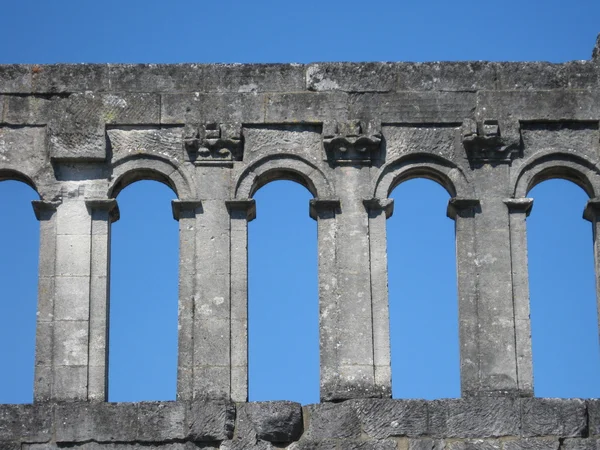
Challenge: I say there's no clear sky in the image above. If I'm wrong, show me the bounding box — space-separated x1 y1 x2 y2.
0 0 599 404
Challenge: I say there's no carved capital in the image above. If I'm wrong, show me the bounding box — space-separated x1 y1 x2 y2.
503 198 533 217
583 198 600 222
462 119 521 164
184 123 243 165
323 120 382 165
309 199 341 220
446 197 480 220
85 198 120 223
226 199 256 222
363 198 394 219
171 199 202 221
31 200 60 221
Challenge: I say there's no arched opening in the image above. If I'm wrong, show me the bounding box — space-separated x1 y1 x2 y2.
0 180 39 403
248 180 318 404
527 178 600 397
108 180 179 401
387 178 460 399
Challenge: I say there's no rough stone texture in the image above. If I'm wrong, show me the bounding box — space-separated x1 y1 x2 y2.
2 33 600 450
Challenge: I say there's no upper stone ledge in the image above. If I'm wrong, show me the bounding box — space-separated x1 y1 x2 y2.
0 59 598 95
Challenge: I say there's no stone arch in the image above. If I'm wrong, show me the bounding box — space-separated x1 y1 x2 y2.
513 150 600 198
374 153 473 200
108 158 195 200
0 169 40 197
235 154 333 200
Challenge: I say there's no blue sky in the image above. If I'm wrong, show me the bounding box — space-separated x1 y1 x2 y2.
0 0 599 404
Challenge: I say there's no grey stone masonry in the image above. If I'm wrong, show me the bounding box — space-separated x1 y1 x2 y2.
1 33 600 447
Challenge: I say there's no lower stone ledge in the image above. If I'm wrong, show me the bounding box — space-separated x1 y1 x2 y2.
1 398 598 447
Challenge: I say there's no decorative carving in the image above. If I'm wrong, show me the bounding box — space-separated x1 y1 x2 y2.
462 119 521 164
184 123 243 165
323 120 382 164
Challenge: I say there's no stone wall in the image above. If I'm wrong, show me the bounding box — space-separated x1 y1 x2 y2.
1 34 600 449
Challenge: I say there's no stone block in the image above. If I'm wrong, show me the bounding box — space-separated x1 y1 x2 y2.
54 276 91 320
187 399 236 441
495 63 568 90
349 92 476 123
56 402 139 443
444 398 520 438
408 439 444 450
307 63 397 92
2 94 55 125
289 441 338 450
245 401 303 442
107 127 184 164
49 131 107 161
589 400 600 436
352 399 428 438
30 64 109 93
445 440 501 450
340 441 398 450
562 439 600 450
265 92 349 123
304 402 361 440
503 438 560 450
52 365 89 400
161 93 265 124
0 65 32 93
520 398 587 438
137 402 186 441
396 62 497 92
201 64 305 93
0 404 51 443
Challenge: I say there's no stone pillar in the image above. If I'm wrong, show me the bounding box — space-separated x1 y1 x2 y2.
447 198 481 398
226 199 256 402
312 181 384 400
32 195 117 402
32 200 59 402
583 198 600 352
171 200 201 401
504 198 534 397
86 199 119 401
449 193 526 397
363 198 394 398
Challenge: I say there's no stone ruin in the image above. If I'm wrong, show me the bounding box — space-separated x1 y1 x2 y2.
1 35 600 450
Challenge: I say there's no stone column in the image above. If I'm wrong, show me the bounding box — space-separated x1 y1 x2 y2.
32 200 59 402
583 198 600 351
447 198 481 398
226 199 256 402
171 200 202 401
363 198 394 398
504 198 534 397
32 195 117 402
85 199 119 401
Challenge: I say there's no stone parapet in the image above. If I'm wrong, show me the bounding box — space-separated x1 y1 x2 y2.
1 398 598 448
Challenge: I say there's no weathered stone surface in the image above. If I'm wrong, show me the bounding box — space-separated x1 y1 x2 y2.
187 400 236 441
562 439 600 450
304 402 361 440
502 438 560 450
445 440 501 450
307 63 397 92
340 440 399 450
244 401 303 442
352 399 428 438
397 62 497 92
138 402 187 441
55 402 139 442
444 398 520 438
0 404 51 443
589 400 600 436
520 398 587 438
